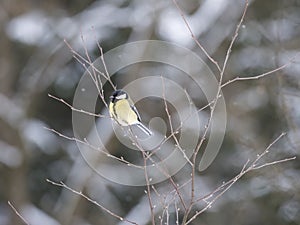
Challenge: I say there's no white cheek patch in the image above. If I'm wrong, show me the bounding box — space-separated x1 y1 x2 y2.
116 93 127 99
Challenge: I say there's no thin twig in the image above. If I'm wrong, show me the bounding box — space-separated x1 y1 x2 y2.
221 0 249 76
248 132 286 169
88 26 116 90
44 127 143 169
46 179 138 225
172 0 221 72
182 2 250 223
185 133 295 224
128 128 156 225
221 52 300 88
127 121 188 213
93 32 116 90
147 95 220 158
142 150 156 225
81 33 109 108
127 125 188 222
48 94 106 118
195 159 250 203
186 165 245 224
8 201 30 225
161 76 193 166
64 39 106 79
175 201 180 225
64 38 113 108
252 157 296 170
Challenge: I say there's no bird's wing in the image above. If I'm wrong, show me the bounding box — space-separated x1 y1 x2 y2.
131 104 142 122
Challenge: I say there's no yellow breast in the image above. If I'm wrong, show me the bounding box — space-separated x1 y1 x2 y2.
109 99 138 126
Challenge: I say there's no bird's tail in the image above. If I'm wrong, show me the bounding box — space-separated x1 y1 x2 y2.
136 122 152 136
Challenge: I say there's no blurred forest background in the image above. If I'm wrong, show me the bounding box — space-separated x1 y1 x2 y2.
0 0 300 225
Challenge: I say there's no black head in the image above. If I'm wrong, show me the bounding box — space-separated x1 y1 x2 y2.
110 89 128 102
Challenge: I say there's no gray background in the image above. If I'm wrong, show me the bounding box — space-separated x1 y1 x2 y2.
0 0 299 225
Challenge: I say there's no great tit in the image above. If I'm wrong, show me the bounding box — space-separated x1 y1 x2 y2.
109 89 152 136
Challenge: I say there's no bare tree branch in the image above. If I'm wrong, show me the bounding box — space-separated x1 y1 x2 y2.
172 0 221 72
44 127 143 169
48 94 106 118
221 52 300 88
186 133 295 224
46 179 138 225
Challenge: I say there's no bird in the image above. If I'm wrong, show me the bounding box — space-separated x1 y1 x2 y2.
109 89 152 136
